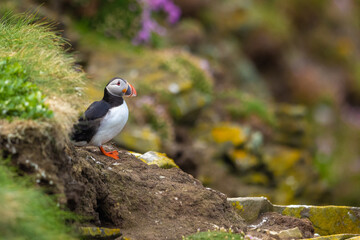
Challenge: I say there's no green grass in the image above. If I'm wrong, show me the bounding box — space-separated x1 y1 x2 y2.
184 231 245 240
0 11 86 138
0 160 76 240
0 11 85 104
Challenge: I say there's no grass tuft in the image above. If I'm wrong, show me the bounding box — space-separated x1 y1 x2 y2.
0 160 77 240
0 11 84 97
0 11 86 141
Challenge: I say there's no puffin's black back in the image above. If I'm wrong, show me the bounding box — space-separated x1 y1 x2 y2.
71 87 125 143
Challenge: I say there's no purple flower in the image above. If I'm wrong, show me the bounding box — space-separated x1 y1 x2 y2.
133 0 181 44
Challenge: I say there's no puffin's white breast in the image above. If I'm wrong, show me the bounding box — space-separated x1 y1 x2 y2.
90 101 129 146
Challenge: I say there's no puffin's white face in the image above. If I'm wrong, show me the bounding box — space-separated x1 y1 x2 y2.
106 78 137 97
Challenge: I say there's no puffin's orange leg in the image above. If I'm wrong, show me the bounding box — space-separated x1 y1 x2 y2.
99 146 119 160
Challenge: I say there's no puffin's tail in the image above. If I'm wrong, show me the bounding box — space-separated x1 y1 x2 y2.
70 117 98 145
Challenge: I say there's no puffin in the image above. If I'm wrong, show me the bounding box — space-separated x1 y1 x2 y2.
71 77 137 160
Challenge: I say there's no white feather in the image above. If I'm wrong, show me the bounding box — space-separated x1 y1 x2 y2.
90 101 129 146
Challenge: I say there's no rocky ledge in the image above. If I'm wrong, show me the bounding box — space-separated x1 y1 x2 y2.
66 146 245 239
1 124 358 240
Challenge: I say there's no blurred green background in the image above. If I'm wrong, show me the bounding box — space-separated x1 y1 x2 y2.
2 0 360 206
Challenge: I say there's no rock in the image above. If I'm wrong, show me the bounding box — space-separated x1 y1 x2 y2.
277 227 303 239
78 227 122 239
228 197 360 237
227 197 273 222
130 151 179 169
274 204 360 236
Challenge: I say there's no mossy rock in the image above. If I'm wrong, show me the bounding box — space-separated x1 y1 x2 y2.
130 151 179 169
229 197 360 237
79 227 122 239
275 205 360 236
228 197 273 223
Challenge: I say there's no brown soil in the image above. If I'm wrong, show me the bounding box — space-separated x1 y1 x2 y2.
67 145 245 239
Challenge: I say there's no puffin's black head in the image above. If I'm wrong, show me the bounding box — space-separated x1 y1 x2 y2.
105 77 137 97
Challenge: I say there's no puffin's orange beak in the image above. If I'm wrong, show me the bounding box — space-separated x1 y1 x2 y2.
124 83 137 97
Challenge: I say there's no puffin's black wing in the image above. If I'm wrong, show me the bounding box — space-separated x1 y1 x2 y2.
71 100 111 143
84 100 111 120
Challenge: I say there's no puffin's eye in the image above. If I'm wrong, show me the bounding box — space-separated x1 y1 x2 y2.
117 81 120 86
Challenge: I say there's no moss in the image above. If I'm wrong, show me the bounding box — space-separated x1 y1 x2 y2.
281 206 307 219
308 207 360 236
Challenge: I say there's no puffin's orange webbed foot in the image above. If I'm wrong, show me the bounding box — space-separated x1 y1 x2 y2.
99 146 119 160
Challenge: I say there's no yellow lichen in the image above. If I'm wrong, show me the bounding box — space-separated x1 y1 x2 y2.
231 201 244 213
281 206 306 219
211 123 247 146
308 207 360 236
